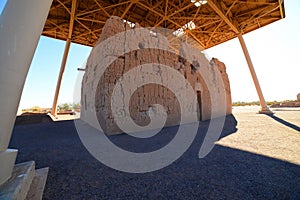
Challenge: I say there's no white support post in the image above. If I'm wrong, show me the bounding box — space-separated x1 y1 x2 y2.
0 0 53 185
238 34 273 114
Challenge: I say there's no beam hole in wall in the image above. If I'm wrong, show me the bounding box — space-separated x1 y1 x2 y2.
138 42 145 49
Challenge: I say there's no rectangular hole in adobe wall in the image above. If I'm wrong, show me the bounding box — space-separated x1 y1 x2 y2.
197 91 202 121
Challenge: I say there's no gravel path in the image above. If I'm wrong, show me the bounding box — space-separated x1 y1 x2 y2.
9 112 300 200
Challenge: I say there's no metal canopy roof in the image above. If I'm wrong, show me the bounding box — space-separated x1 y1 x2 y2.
42 0 285 49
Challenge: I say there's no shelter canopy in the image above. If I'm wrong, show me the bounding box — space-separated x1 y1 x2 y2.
42 0 285 49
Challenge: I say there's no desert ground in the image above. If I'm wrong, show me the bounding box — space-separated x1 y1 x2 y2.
9 106 300 199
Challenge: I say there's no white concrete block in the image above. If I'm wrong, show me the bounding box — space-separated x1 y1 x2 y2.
0 149 17 186
0 161 35 200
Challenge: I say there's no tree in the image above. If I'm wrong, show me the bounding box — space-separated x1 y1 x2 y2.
31 106 41 112
58 103 71 111
72 102 80 110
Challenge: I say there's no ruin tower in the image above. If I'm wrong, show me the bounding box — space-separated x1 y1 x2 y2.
81 16 232 135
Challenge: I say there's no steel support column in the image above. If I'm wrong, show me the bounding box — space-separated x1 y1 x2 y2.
51 0 77 116
238 34 273 114
51 38 71 116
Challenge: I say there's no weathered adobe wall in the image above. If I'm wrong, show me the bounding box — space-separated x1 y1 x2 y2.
81 16 232 135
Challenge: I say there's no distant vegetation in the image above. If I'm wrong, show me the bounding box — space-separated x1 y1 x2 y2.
232 100 294 107
22 102 80 113
22 106 48 113
21 100 296 113
58 103 80 111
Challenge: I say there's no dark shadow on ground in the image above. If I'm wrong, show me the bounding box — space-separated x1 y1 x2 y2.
9 115 300 200
14 113 53 126
218 114 238 138
266 114 300 132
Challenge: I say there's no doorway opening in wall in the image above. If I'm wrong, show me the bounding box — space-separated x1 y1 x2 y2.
197 91 202 121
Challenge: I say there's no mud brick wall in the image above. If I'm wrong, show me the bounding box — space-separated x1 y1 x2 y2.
81 16 232 135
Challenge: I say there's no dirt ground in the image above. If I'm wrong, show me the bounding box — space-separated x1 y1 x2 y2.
10 106 300 199
218 106 300 165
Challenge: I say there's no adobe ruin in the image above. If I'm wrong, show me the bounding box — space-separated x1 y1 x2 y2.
81 16 232 135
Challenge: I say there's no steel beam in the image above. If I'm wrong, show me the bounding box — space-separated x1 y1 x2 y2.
207 0 239 34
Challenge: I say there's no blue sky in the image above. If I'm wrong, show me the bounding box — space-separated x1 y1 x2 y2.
18 0 300 109
206 0 300 104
